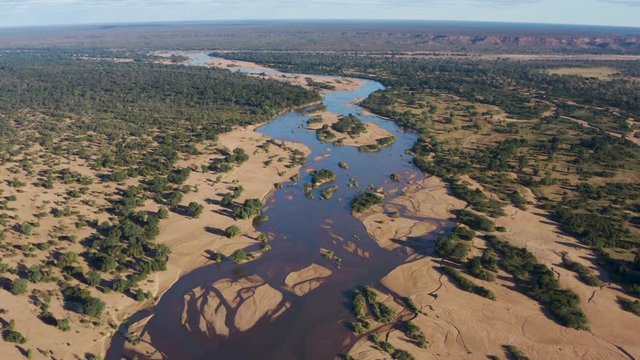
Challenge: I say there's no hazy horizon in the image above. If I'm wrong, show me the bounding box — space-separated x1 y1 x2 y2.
0 0 638 29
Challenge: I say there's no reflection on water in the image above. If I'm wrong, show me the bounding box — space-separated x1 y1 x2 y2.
107 53 450 360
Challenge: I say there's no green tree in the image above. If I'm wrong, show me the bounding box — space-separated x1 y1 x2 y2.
11 278 28 295
86 271 101 287
225 225 241 238
186 202 204 218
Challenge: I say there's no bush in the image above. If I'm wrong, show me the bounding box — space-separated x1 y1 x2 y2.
457 210 495 232
230 249 249 263
186 202 204 218
94 254 117 272
311 169 336 187
403 321 427 348
451 183 504 217
488 237 589 329
27 266 44 283
57 318 71 331
350 192 383 213
332 114 366 137
435 235 470 262
11 278 28 295
351 319 370 335
233 199 263 219
561 256 602 287
225 225 241 238
467 258 496 281
452 226 476 241
441 266 496 300
393 350 415 360
352 290 367 319
3 330 26 344
62 286 105 317
503 345 530 360
617 296 640 316
157 207 169 219
86 271 102 287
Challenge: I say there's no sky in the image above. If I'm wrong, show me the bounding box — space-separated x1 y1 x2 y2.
0 0 638 28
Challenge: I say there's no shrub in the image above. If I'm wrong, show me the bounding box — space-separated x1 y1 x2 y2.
403 321 427 348
350 192 383 213
57 318 70 331
393 350 415 360
332 114 366 137
352 290 367 319
561 256 602 287
451 183 505 217
86 271 101 287
457 210 495 232
488 237 588 329
3 330 26 344
452 226 476 241
503 345 530 360
441 266 496 300
157 207 169 219
435 235 470 263
617 296 640 316
230 249 249 263
27 266 44 283
351 319 370 335
311 169 336 187
467 258 496 281
233 199 263 219
186 202 204 218
225 225 241 238
19 222 33 235
11 278 28 295
62 286 105 317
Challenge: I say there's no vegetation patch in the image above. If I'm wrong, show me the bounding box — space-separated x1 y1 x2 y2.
350 192 383 213
488 236 589 329
440 266 496 300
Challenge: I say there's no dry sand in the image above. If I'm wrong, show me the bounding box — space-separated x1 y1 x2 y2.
355 176 466 251
180 275 286 336
0 124 309 360
283 263 332 296
348 177 640 360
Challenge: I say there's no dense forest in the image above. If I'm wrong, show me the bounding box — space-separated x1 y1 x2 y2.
0 51 319 174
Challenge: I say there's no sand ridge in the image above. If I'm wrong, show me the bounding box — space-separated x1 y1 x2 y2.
283 263 333 296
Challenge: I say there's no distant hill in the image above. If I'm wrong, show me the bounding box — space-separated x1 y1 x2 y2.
1 20 639 53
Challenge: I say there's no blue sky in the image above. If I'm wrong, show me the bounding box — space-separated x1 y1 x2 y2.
0 0 638 28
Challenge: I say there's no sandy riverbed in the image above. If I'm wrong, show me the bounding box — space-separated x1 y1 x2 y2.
348 177 640 360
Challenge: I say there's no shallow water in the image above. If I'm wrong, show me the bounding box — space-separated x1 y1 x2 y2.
106 53 450 360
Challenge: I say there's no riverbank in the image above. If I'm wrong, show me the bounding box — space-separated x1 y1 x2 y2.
347 177 640 360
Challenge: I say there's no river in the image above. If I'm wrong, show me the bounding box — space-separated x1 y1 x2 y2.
106 53 450 360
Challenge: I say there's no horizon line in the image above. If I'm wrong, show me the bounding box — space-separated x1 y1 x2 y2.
1 18 639 32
